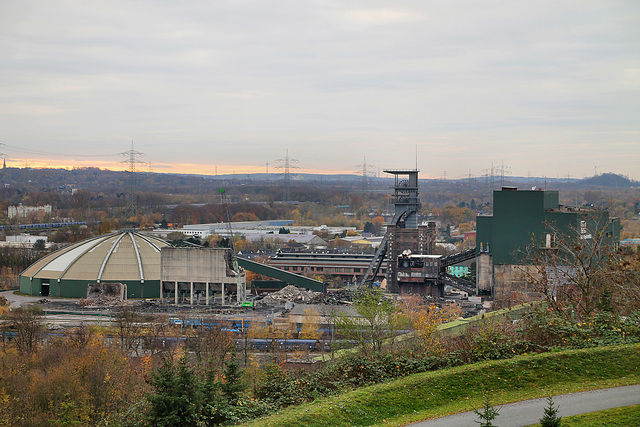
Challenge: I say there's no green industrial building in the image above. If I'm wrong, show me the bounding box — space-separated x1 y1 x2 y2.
476 187 620 304
20 230 325 302
20 231 169 299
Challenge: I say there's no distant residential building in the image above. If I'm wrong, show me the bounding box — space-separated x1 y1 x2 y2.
8 204 52 219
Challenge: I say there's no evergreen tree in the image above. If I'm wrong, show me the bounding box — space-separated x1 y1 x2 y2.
200 366 226 426
221 359 246 404
474 397 500 427
539 396 561 427
363 222 374 234
147 357 200 427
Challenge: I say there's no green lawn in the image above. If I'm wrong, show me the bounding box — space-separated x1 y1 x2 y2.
526 404 640 426
245 344 640 427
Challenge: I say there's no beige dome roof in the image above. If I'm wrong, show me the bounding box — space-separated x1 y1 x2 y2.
22 231 169 284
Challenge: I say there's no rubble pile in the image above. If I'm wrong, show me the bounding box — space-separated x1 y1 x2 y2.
257 286 356 306
309 289 355 305
78 282 127 307
260 285 322 305
77 294 124 307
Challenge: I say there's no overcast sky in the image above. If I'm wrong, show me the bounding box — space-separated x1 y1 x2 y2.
1 1 638 179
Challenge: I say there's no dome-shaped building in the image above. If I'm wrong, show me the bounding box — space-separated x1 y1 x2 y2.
20 231 169 299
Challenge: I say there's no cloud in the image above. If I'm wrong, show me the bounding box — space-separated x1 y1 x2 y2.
340 8 425 26
0 1 638 179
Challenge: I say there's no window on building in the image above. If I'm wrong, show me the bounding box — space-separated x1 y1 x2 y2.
545 233 556 248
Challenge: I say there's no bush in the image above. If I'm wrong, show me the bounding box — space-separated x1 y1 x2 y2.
519 308 640 351
254 364 300 407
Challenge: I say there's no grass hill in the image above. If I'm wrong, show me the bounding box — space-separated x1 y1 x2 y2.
245 344 640 427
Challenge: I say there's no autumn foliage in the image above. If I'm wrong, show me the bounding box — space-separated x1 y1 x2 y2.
0 327 150 426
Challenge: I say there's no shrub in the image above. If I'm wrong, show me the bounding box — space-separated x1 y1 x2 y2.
254 364 300 407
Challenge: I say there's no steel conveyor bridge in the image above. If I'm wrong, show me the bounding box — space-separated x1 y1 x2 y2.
237 257 326 293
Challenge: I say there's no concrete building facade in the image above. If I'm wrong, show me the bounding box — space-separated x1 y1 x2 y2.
160 247 245 305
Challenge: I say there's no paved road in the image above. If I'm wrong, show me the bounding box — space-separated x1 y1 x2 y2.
408 384 640 427
1 289 43 307
1 290 111 327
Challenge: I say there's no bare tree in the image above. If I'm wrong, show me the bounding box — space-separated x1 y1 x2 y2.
10 305 44 355
185 318 235 371
606 247 640 315
519 220 619 319
112 307 145 356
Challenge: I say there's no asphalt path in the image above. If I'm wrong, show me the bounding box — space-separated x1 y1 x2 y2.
408 384 640 427
1 289 81 308
1 289 42 307
0 290 111 327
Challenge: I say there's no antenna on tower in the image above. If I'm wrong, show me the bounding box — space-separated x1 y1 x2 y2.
275 149 299 202
119 140 145 219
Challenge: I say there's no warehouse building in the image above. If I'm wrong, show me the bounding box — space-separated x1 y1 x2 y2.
19 231 169 299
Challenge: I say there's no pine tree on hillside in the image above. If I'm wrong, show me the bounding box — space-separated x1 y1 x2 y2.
539 396 561 427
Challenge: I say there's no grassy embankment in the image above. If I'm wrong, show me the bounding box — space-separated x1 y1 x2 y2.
246 343 640 427
526 404 640 427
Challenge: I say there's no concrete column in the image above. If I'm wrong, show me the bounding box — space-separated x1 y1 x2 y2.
205 283 209 306
477 252 493 294
190 282 194 305
174 282 178 304
160 282 163 303
221 283 225 306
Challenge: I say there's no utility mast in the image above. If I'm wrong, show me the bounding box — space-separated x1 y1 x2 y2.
219 188 246 303
119 141 145 219
355 156 376 192
275 149 299 202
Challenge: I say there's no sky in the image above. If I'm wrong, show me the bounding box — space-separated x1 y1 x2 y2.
1 1 638 180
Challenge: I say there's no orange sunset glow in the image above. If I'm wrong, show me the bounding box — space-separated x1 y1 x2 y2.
5 157 356 177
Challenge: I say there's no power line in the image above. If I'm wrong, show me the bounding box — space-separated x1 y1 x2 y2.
1 143 118 158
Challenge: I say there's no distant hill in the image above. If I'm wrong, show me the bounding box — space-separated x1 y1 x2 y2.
582 173 639 188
